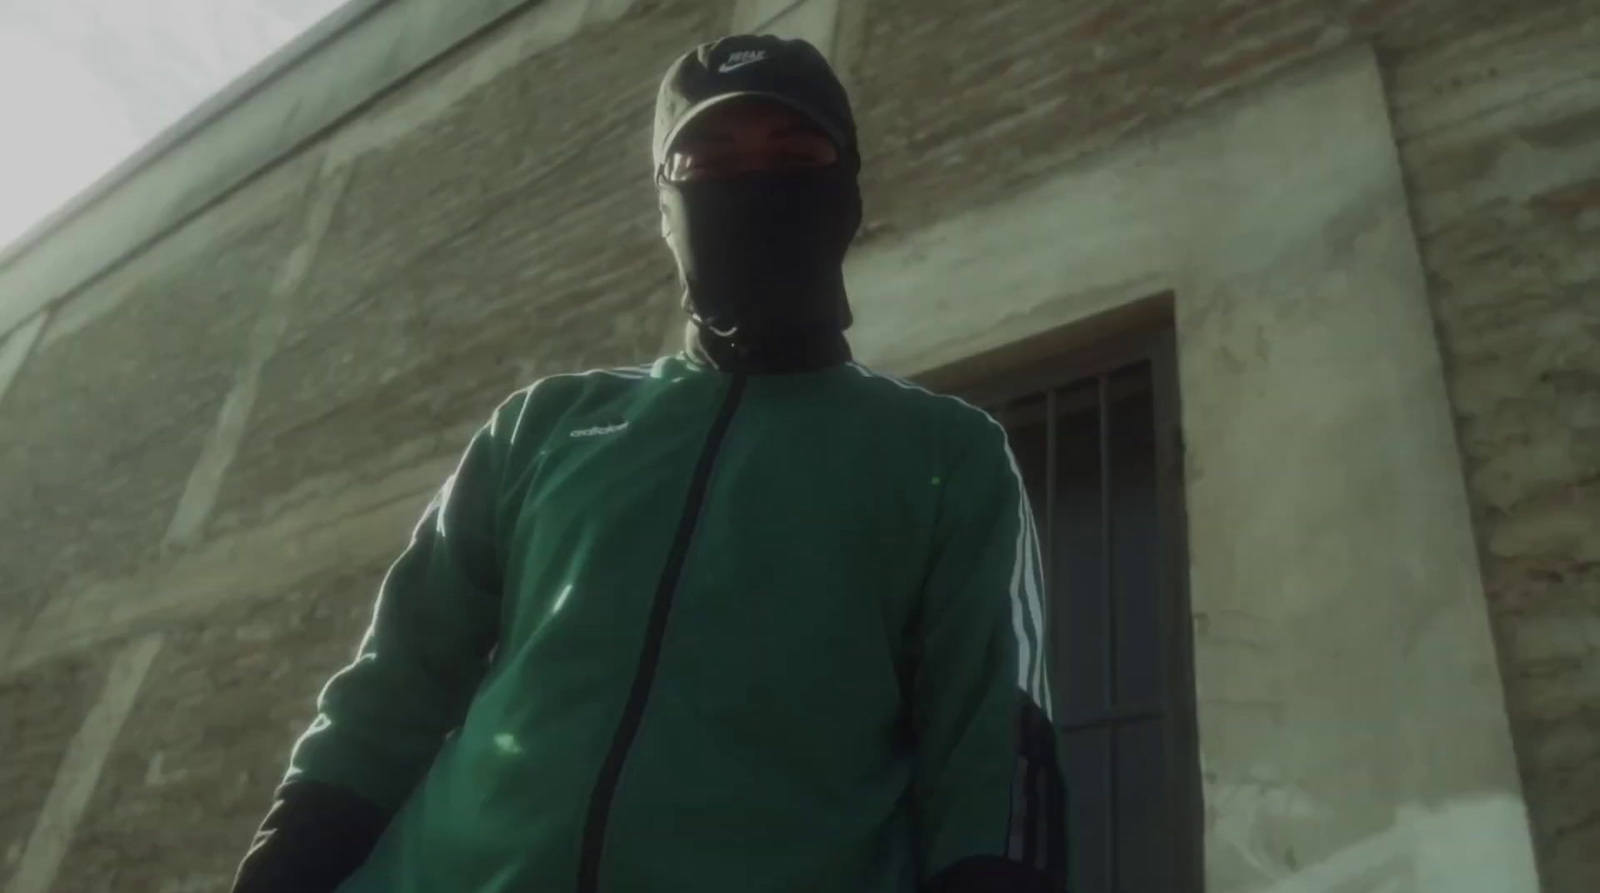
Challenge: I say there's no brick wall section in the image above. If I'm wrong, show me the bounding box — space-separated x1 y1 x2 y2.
207 0 720 536
48 559 389 893
848 0 1551 248
0 174 309 636
0 652 107 877
1394 13 1600 888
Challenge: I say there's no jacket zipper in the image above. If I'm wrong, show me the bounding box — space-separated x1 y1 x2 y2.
575 372 748 893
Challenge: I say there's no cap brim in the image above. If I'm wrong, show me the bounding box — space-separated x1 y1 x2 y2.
658 91 849 164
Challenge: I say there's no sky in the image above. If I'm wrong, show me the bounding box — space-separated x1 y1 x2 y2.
0 0 347 252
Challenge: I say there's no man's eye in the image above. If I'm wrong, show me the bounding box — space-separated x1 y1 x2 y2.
667 154 728 180
690 154 737 170
773 150 827 167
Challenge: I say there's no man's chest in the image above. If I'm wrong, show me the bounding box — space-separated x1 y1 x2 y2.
498 382 943 662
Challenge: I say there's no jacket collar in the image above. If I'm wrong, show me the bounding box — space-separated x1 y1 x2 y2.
683 320 853 374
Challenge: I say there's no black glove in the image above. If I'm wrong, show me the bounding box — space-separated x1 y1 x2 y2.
925 856 1061 893
230 780 391 893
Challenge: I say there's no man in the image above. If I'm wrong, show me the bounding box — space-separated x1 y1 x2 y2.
232 34 1067 893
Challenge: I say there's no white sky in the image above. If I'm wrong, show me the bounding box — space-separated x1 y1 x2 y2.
0 0 347 251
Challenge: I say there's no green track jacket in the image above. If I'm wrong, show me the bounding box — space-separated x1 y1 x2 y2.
287 354 1067 893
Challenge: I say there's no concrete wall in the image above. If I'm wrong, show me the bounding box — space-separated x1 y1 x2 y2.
0 0 1595 891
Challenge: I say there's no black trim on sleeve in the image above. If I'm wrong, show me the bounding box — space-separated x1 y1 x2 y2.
925 855 1057 893
1006 692 1069 889
230 779 390 893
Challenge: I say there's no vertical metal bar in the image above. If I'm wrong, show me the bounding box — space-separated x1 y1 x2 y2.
1043 390 1060 722
1100 375 1116 706
1098 372 1118 891
1045 390 1058 607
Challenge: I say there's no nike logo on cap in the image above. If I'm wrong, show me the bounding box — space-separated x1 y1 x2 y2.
717 49 767 73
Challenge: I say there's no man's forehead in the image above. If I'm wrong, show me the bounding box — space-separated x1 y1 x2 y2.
677 97 824 138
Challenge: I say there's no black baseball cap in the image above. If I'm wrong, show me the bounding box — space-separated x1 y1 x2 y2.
652 34 858 174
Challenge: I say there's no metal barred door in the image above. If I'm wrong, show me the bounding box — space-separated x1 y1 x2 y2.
979 332 1202 893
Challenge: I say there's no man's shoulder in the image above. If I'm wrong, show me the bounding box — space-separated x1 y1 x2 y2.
513 361 661 404
487 360 663 442
842 362 1005 443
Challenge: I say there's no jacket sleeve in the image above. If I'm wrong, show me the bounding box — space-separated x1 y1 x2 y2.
232 391 529 893
910 422 1068 893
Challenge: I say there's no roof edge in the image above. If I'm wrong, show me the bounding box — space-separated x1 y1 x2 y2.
0 0 554 340
0 0 394 269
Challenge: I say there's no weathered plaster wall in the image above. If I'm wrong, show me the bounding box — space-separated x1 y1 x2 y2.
845 47 1538 893
0 0 1594 891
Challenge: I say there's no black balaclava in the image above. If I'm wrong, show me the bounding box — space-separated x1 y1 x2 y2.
659 152 861 362
653 36 863 374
